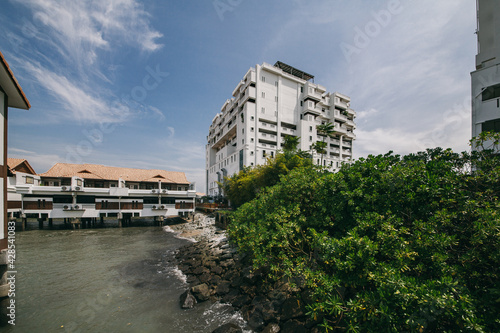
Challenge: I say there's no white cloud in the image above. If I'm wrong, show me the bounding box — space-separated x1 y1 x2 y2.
15 0 163 66
24 61 131 123
8 148 62 173
328 0 476 157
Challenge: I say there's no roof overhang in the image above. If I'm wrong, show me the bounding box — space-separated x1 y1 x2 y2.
0 51 30 110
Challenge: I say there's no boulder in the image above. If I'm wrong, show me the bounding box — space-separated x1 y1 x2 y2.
211 322 242 333
179 290 197 309
262 323 280 333
281 320 307 333
216 281 231 295
191 283 210 302
280 298 305 321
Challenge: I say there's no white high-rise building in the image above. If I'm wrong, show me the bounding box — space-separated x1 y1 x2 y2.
206 61 356 197
471 0 500 141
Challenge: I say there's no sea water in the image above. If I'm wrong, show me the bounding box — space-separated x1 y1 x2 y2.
1 224 248 332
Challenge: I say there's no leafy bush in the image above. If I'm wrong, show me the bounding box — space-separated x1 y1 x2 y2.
228 136 500 332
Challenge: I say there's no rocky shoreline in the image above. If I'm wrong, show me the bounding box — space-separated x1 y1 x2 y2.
169 213 323 333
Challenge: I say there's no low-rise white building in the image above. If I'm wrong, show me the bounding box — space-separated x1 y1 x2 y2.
471 0 500 142
206 61 356 196
7 161 196 223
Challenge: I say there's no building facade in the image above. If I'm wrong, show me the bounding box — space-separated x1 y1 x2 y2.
471 0 500 141
206 61 356 197
7 161 196 222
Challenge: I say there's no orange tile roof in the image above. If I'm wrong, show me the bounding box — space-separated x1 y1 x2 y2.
39 163 190 184
7 158 36 174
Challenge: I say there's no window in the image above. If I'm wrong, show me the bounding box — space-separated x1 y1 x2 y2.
300 101 303 106
482 83 500 101
251 116 254 121
262 92 266 98
309 136 312 141
26 176 34 184
275 96 278 102
482 118 500 133
250 151 254 155
309 126 313 132
275 81 278 87
251 138 254 142
261 76 266 82
251 127 254 132
263 150 266 158
261 107 265 114
300 87 304 93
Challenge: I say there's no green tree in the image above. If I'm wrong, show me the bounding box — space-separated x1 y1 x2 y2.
311 140 327 167
220 147 313 209
228 133 500 332
316 122 335 141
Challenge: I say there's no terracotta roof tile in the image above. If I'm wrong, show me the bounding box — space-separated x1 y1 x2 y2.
39 163 190 184
7 158 36 174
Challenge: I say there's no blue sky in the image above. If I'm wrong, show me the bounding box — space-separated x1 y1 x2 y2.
1 0 476 192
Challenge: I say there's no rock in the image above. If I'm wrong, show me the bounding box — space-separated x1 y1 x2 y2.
241 305 265 331
222 289 240 304
247 310 265 331
216 281 231 295
211 265 223 275
186 275 200 285
211 322 242 333
192 266 210 275
191 283 210 302
262 323 280 333
179 290 197 309
199 273 212 284
232 294 251 308
281 320 307 333
220 259 235 268
281 298 305 321
210 274 222 286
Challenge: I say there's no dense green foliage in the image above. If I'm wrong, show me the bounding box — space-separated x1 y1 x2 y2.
228 135 500 332
221 135 312 208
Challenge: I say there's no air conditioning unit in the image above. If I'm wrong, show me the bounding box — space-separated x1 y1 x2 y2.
152 189 156 193
74 205 80 210
152 205 157 209
162 189 167 193
61 186 69 191
160 205 165 209
63 205 70 210
74 186 81 191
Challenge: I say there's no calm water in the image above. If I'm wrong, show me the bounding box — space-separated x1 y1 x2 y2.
2 225 248 332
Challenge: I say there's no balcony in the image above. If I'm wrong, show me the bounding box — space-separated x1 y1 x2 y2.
302 100 321 116
334 110 348 123
330 138 340 145
304 84 322 101
240 86 256 104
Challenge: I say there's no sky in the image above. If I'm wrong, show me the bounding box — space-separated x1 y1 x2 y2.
0 0 477 193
